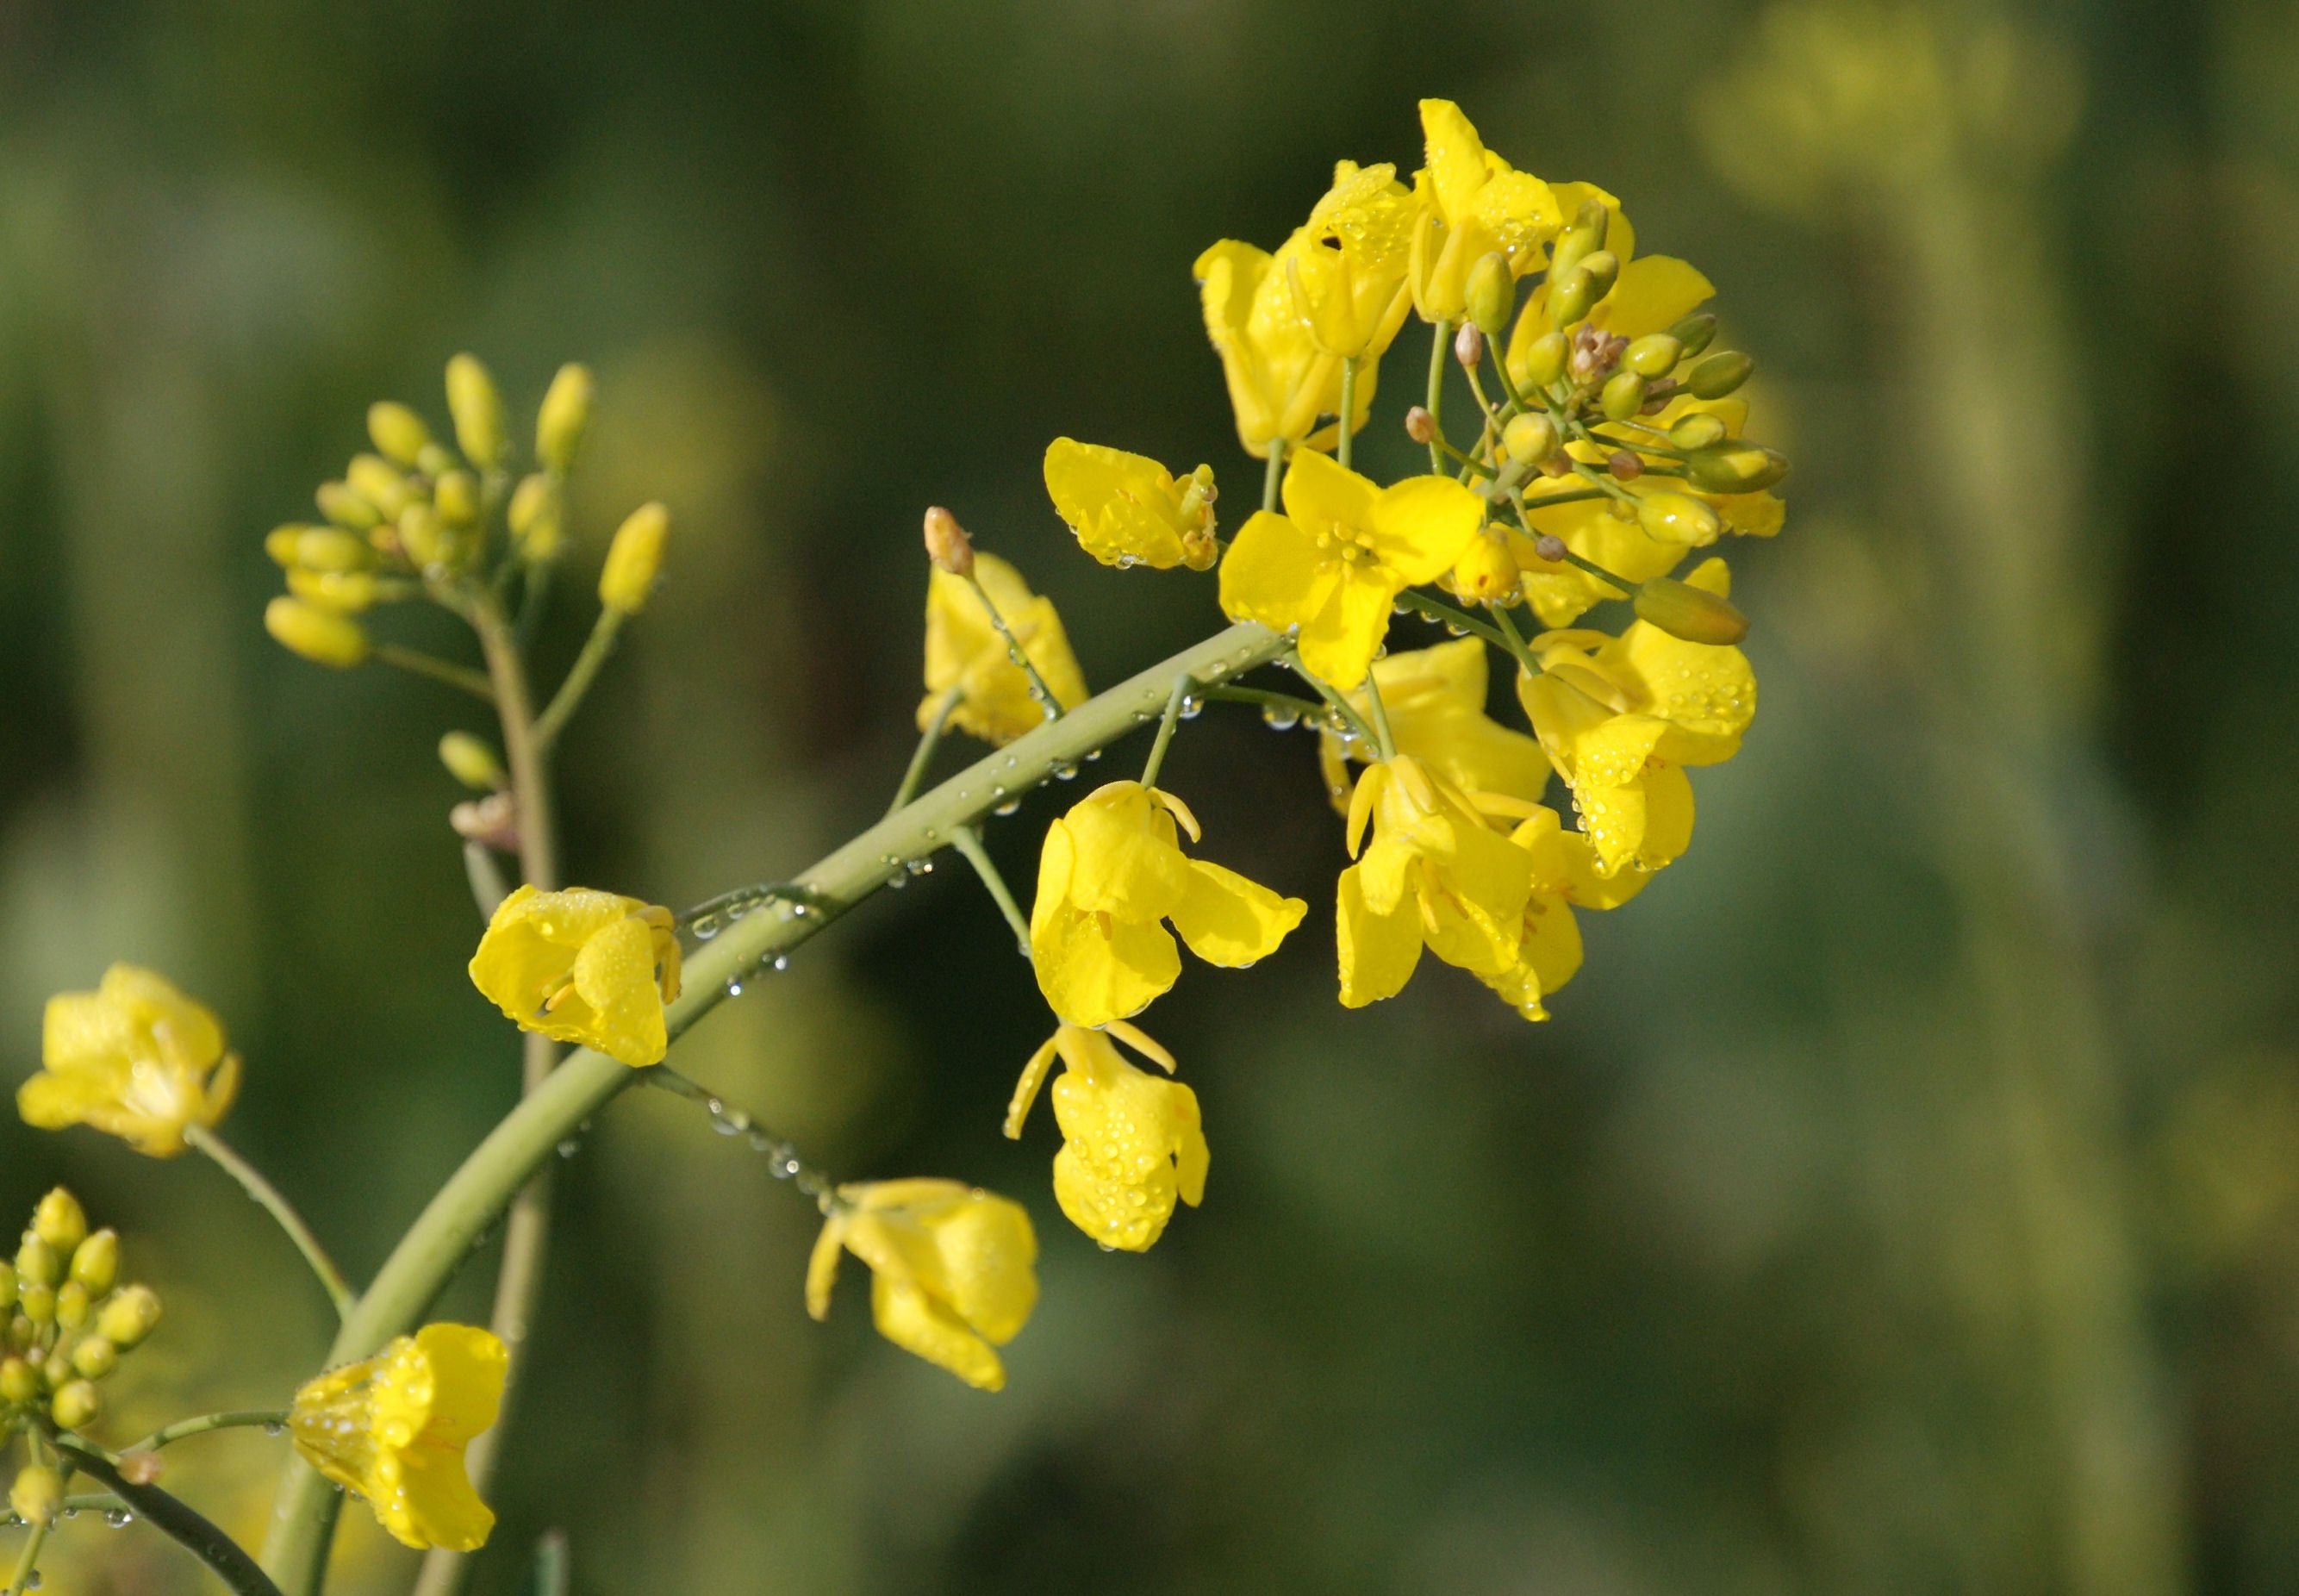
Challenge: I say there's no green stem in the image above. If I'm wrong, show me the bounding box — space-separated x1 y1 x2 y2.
5 1512 49 1596
127 1410 289 1454
1337 358 1358 471
1139 675 1193 789
965 571 1064 722
49 1438 283 1596
527 1530 570 1596
531 605 627 754
1425 319 1451 474
1201 683 1328 725
1283 654 1376 746
373 645 497 704
643 1069 838 1209
1362 671 1397 761
184 1128 354 1321
1394 590 1539 676
949 825 1031 955
888 689 963 817
462 840 511 920
256 620 1296 1594
1262 437 1286 514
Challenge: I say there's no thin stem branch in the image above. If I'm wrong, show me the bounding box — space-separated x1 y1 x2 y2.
5 1512 50 1596
1337 358 1358 471
463 840 511 920
888 688 962 817
184 1127 353 1321
1262 437 1286 514
127 1411 289 1455
949 825 1031 955
644 1069 839 1210
1394 589 1539 676
1362 671 1397 761
965 571 1063 722
531 606 627 754
1283 654 1376 746
49 1438 283 1596
1424 319 1451 474
1139 675 1193 789
1201 684 1328 724
373 645 497 703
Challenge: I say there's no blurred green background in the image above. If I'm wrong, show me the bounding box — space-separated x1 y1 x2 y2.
3 1 2297 1591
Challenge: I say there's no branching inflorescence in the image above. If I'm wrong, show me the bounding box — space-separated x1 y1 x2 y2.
4 99 1787 1595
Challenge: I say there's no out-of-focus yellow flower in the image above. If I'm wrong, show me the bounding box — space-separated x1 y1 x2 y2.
1194 235 1368 460
599 502 670 614
467 885 682 1067
1288 161 1417 360
289 1324 507 1552
1218 451 1482 689
1408 99 1563 322
19 965 240 1157
1336 755 1536 1007
265 595 369 669
807 1179 1037 1392
1318 639 1551 810
1043 440 1218 571
922 552 1089 744
1031 782 1304 1028
1006 1022 1206 1252
1516 558 1754 877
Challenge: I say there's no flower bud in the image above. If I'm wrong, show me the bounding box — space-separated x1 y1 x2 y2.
0 1357 34 1406
32 1191 85 1258
434 468 481 529
367 402 432 467
68 1231 116 1298
922 505 975 576
1449 527 1520 606
70 1337 118 1381
16 1283 53 1325
1464 252 1515 336
1623 334 1683 377
1517 328 1569 388
315 480 379 530
265 596 370 669
1600 371 1648 421
1606 449 1644 481
96 1285 159 1350
600 502 671 613
1635 492 1723 546
0 1271 14 1312
397 503 451 569
439 733 505 791
346 453 414 521
51 1378 101 1431
1668 412 1729 450
536 362 595 473
9 1464 62 1528
16 1237 59 1291
286 569 382 613
1548 250 1618 328
1685 350 1753 399
1452 321 1484 368
292 527 374 573
1668 312 1718 358
1500 413 1559 464
445 352 507 469
1549 203 1610 284
415 442 457 478
508 473 563 559
54 1282 88 1331
1685 441 1789 494
1533 533 1568 564
1404 405 1436 444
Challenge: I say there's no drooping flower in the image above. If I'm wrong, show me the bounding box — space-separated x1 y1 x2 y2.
1475 804 1654 1021
1043 440 1218 571
807 1179 1038 1392
1287 161 1419 360
1407 99 1564 322
1006 1021 1207 1252
19 965 240 1157
920 552 1089 744
1516 558 1755 877
1031 782 1305 1028
1317 638 1553 810
1194 234 1368 461
467 885 682 1067
1218 451 1483 689
289 1324 508 1552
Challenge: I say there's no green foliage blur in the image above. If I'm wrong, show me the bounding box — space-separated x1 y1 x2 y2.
3 1 2296 1591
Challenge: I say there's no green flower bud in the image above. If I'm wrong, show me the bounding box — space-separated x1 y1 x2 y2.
439 733 505 791
32 1190 86 1257
600 502 671 614
54 1282 88 1331
1501 413 1561 465
1600 370 1648 421
1549 203 1610 285
96 1285 159 1350
70 1337 119 1381
536 363 595 473
315 480 378 531
1548 250 1618 327
1685 350 1753 399
1464 252 1515 337
434 468 481 529
367 402 432 468
0 1356 34 1406
51 1378 101 1431
16 1283 53 1326
445 352 507 470
69 1231 117 1297
1668 413 1729 450
16 1237 59 1291
1667 313 1718 357
1623 333 1683 377
1634 492 1723 546
1517 329 1570 389
265 596 369 670
508 473 563 560
9 1464 62 1528
1684 442 1789 495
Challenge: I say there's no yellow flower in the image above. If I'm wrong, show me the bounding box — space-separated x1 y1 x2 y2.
19 965 240 1157
1218 451 1483 689
1407 99 1564 323
1031 782 1305 1028
807 1179 1037 1391
1335 755 1536 1007
1006 1021 1206 1252
289 1324 507 1552
1502 205 1716 374
1287 160 1418 360
1317 639 1551 809
921 552 1089 745
1043 439 1218 571
467 885 682 1067
1475 805 1654 1021
1194 233 1370 460
1515 558 1755 877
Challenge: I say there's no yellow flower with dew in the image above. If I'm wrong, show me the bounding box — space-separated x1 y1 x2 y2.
807 1179 1037 1392
1218 451 1483 689
1287 160 1418 360
1006 1021 1206 1252
1336 755 1538 1008
468 885 682 1067
1317 639 1552 809
19 965 240 1157
1516 558 1755 877
1407 98 1564 323
1043 439 1218 571
1031 781 1305 1028
921 552 1089 745
1475 804 1654 1022
1194 231 1370 460
289 1324 508 1552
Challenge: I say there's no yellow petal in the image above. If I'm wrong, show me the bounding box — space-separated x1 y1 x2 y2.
1056 783 1191 920
1418 98 1489 228
871 1275 1005 1391
1365 474 1485 586
1293 564 1396 689
1218 509 1337 636
913 1192 1038 1344
1280 447 1380 540
1169 858 1306 967
1031 907 1181 1029
806 1214 846 1320
1599 255 1713 338
1044 438 1189 570
1336 863 1424 1007
568 913 670 1066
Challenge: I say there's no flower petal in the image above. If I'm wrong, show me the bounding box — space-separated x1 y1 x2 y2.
1366 474 1485 585
871 1275 1006 1391
1170 858 1307 967
1336 862 1424 1007
1218 510 1336 634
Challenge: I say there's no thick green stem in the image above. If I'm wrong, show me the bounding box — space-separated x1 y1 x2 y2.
258 620 1292 1593
184 1128 354 1321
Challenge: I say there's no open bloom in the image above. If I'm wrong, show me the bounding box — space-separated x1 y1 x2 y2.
290 1324 508 1552
1288 160 1418 360
468 885 682 1066
1475 805 1655 1021
1195 234 1370 460
1318 639 1552 810
1031 782 1305 1028
807 1180 1037 1391
1516 558 1755 876
1218 451 1483 689
19 965 240 1156
1007 1021 1207 1252
1043 440 1218 571
1336 756 1536 1007
921 552 1089 744
1408 98 1564 321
